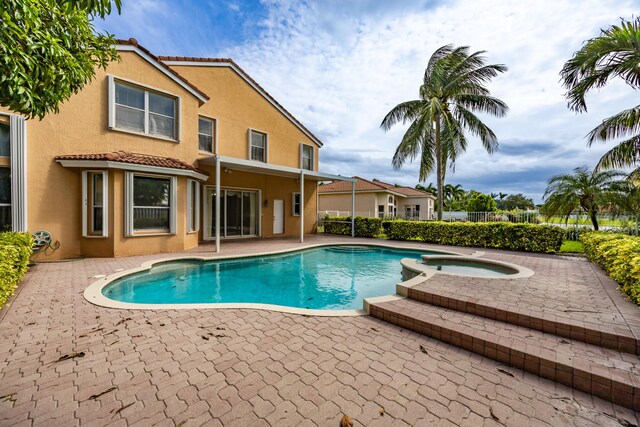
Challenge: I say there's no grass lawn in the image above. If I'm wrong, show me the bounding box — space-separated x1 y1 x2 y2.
560 240 584 253
544 216 632 227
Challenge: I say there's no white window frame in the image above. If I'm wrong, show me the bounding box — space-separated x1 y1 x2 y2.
292 192 301 216
82 170 109 238
186 179 200 233
108 75 181 142
248 128 268 163
124 172 177 236
198 115 217 154
300 143 314 171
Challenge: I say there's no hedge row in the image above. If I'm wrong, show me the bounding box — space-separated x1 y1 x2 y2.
0 232 33 309
383 221 564 253
323 217 383 237
580 232 640 306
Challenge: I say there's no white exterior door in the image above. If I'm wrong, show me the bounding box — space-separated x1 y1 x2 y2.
273 199 284 234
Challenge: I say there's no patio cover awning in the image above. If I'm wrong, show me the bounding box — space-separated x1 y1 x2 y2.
198 155 357 252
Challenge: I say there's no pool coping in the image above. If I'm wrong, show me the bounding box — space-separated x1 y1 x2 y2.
83 241 466 317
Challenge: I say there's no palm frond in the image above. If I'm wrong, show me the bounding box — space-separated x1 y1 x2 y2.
595 135 640 170
380 100 424 131
454 105 499 154
586 105 640 143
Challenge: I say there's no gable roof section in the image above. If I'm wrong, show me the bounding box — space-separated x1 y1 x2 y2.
116 39 209 104
372 179 436 199
319 176 403 196
159 56 323 147
319 176 435 199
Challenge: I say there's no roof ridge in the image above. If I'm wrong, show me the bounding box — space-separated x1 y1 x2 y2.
353 176 389 191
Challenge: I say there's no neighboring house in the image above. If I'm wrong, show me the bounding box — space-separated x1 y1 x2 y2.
318 177 435 220
0 38 351 259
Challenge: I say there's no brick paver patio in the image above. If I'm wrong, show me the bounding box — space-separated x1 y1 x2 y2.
0 236 638 426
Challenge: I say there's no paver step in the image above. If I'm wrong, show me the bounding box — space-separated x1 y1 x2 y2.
369 297 640 411
401 282 639 355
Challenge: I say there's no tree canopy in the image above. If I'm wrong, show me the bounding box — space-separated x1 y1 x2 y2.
0 0 121 119
381 44 508 220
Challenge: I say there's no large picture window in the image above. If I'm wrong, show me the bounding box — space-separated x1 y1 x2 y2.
0 168 10 231
110 77 178 140
82 171 108 237
249 129 267 162
198 116 215 153
300 144 313 170
125 173 177 235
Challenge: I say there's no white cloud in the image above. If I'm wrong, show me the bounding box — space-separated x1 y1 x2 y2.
220 0 637 201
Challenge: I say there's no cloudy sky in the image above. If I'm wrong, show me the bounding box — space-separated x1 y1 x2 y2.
96 0 637 202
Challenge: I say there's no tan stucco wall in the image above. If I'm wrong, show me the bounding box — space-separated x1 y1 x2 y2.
318 192 378 217
397 197 434 220
1 49 322 259
168 65 319 171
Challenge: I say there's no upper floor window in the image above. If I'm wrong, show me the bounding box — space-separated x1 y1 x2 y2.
198 116 215 153
301 144 314 170
109 77 178 140
249 129 267 162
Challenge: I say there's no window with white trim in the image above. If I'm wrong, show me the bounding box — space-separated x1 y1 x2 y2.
125 173 177 235
249 129 267 162
82 171 108 237
0 121 9 157
110 77 178 139
300 144 314 170
198 116 215 153
292 192 301 216
186 179 200 233
0 168 10 231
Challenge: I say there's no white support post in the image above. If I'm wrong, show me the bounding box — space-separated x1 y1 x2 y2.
351 180 355 237
300 171 304 243
215 156 221 252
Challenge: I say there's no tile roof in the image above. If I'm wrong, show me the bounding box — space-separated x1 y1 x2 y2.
318 176 434 198
55 151 208 175
116 39 210 102
371 179 435 198
157 55 323 147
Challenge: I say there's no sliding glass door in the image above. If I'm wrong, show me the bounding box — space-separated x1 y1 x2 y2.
205 188 260 239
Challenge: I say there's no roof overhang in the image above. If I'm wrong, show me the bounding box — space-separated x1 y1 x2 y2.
198 155 355 182
319 189 407 198
163 60 323 148
56 159 209 181
116 45 209 104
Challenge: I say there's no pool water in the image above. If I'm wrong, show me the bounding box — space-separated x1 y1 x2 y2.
421 259 517 277
103 246 446 310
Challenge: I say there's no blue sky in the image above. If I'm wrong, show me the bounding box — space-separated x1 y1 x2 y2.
95 0 637 203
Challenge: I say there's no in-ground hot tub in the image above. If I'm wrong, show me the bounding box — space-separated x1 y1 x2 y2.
401 255 534 280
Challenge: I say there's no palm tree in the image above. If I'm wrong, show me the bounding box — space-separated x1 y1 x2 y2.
416 183 437 195
542 167 625 230
560 17 640 174
381 45 508 220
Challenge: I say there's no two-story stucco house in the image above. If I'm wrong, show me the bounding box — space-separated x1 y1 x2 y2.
0 38 352 259
318 177 435 220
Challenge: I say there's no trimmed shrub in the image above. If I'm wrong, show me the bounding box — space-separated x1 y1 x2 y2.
0 232 33 309
323 217 383 238
383 221 564 253
580 232 640 306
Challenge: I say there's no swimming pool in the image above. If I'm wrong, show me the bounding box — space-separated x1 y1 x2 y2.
101 245 450 310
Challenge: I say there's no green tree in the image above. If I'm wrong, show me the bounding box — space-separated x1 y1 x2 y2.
416 183 436 195
381 45 508 220
0 0 122 119
542 166 624 230
561 17 640 174
466 193 497 212
502 193 535 210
